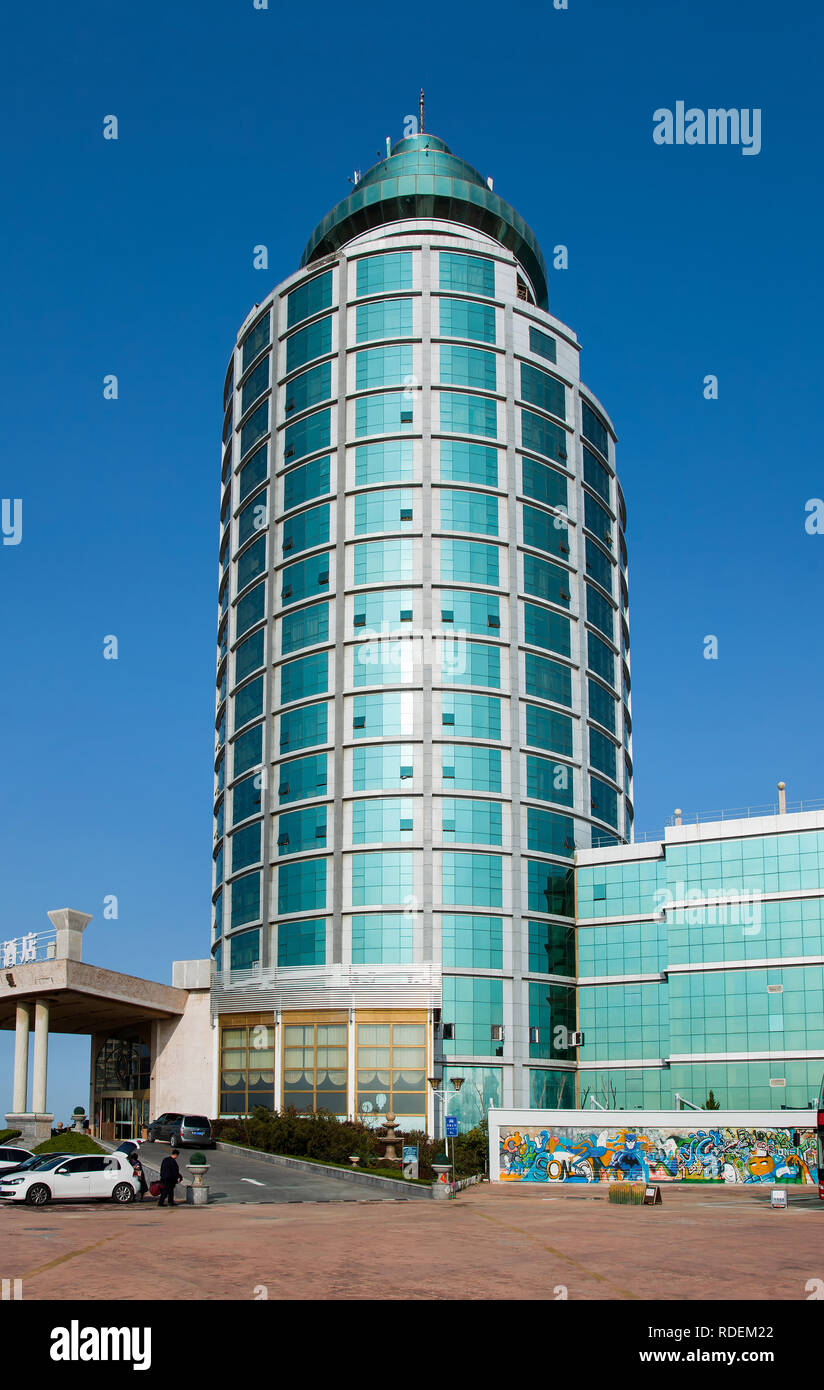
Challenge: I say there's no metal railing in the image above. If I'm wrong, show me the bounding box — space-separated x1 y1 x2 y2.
665 796 824 827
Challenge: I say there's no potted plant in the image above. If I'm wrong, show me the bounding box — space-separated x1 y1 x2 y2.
185 1151 211 1206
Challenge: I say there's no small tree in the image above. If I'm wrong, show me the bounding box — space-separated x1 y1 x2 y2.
704 1090 721 1110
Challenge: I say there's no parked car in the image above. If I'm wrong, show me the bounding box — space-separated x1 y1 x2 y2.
0 1152 72 1178
0 1153 139 1206
147 1114 213 1148
0 1146 34 1171
114 1139 143 1157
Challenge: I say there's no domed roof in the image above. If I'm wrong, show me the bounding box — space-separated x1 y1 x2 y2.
300 133 548 309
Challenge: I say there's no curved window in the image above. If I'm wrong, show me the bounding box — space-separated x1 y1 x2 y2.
285 361 332 416
440 440 497 486
581 401 609 459
278 752 327 805
238 490 268 547
442 852 502 908
351 691 413 738
441 915 503 969
527 808 575 856
524 653 572 707
281 601 329 656
356 298 413 342
440 640 500 689
356 345 413 389
441 692 500 739
521 409 566 464
528 920 574 976
439 252 494 296
440 539 499 586
523 603 570 658
589 728 618 781
440 346 496 391
280 651 328 705
439 391 497 439
230 873 261 929
353 588 414 630
278 857 327 914
237 536 266 591
439 298 495 344
352 851 413 906
583 445 611 503
241 357 270 414
441 799 502 846
440 488 497 536
525 704 573 757
528 326 556 363
446 745 501 792
278 805 327 855
586 584 615 641
279 701 328 753
281 553 331 608
277 918 325 967
438 589 499 636
354 539 414 585
522 456 567 509
355 392 413 437
520 362 565 420
587 632 616 686
282 503 330 557
355 488 414 535
591 775 619 828
353 639 414 688
357 253 412 296
352 798 415 844
231 822 262 873
584 492 613 548
526 754 574 807
585 538 613 595
284 409 331 463
234 676 264 731
355 439 414 484
351 913 414 964
523 505 566 560
240 401 269 459
239 445 268 502
351 743 414 791
588 679 617 734
283 456 330 513
286 316 333 374
229 928 260 971
233 723 263 778
287 271 333 329
526 861 574 917
235 630 264 684
235 582 265 639
523 554 570 607
242 313 270 371
232 773 262 827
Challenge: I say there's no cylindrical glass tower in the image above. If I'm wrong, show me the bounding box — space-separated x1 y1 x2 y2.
212 133 632 1131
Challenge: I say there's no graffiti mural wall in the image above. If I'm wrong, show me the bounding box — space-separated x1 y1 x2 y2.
498 1125 818 1185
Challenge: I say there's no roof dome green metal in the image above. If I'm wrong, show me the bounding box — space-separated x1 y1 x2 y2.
300 133 548 309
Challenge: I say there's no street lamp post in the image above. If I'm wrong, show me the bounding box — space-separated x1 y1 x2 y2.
428 1075 465 1191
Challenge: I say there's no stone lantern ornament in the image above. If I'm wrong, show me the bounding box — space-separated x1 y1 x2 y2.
185 1151 211 1206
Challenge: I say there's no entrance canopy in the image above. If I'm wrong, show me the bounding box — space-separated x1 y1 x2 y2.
0 957 187 1033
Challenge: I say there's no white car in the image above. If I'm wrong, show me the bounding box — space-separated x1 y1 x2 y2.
0 1152 139 1205
0 1145 34 1171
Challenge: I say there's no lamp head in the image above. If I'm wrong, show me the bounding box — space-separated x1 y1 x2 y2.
427 1076 442 1091
451 1076 465 1092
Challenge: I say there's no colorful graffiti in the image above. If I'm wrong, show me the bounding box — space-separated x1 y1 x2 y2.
498 1126 818 1185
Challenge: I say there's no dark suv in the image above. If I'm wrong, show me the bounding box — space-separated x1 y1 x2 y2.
147 1114 213 1148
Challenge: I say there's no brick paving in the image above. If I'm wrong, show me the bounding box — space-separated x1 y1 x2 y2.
2 1183 821 1301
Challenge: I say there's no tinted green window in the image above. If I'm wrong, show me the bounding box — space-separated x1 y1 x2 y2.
584 492 613 547
355 439 414 484
524 603 570 657
351 692 410 738
441 692 501 740
438 589 499 636
229 928 260 969
351 913 414 964
278 857 327 913
286 316 333 374
442 975 504 1058
355 488 414 535
233 723 263 778
353 588 414 630
235 630 265 684
442 852 502 907
586 584 615 641
439 252 495 296
527 807 575 856
279 701 328 752
440 488 497 536
441 915 503 969
240 401 269 459
278 805 327 855
356 344 413 389
441 799 502 845
581 401 609 458
440 539 499 585
234 676 263 731
352 638 414 688
242 313 270 370
231 822 262 872
522 456 567 509
591 775 619 828
238 490 267 547
439 297 496 343
528 920 574 975
587 632 615 685
440 440 497 486
520 363 566 420
441 640 500 689
241 356 270 415
585 538 613 594
439 391 497 439
440 346 497 391
284 409 331 463
286 362 332 416
283 456 331 513
236 535 266 590
528 982 576 1059
287 271 333 329
521 409 567 464
230 872 260 928
232 773 261 826
527 860 574 917
236 582 265 638
351 851 413 906
280 553 331 607
278 917 326 966
238 444 268 502
351 743 414 790
447 745 502 792
357 253 412 296
355 392 413 437
584 445 611 503
354 539 414 585
280 651 328 704
528 326 556 363
352 798 414 844
590 727 618 780
524 653 572 707
282 503 330 557
278 752 327 804
523 554 570 607
356 298 413 342
588 678 617 734
281 602 329 655
526 754 574 806
523 504 566 559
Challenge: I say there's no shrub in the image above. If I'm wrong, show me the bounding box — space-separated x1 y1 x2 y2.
188 1151 208 1166
0 1129 22 1145
34 1133 104 1155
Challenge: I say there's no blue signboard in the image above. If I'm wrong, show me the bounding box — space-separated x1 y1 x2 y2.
445 1116 459 1137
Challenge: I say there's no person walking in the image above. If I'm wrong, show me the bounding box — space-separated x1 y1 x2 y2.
130 1153 149 1202
158 1149 182 1206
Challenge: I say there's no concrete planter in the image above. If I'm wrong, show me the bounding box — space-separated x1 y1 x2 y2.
431 1163 454 1199
186 1163 210 1206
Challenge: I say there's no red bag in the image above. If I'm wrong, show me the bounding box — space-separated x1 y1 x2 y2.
149 1181 162 1197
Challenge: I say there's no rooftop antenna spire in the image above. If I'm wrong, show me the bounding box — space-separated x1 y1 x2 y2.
419 88 425 134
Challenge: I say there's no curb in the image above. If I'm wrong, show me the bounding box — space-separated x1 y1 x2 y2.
214 1140 434 1198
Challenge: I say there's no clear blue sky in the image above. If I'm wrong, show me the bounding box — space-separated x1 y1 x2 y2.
2 0 822 1121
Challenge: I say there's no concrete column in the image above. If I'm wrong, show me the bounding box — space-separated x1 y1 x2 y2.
32 1000 49 1113
12 1003 31 1112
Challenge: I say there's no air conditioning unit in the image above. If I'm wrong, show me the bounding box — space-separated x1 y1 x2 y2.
570 1030 585 1047
490 1025 504 1042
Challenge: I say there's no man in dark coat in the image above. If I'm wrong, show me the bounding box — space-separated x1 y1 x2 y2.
158 1149 182 1206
